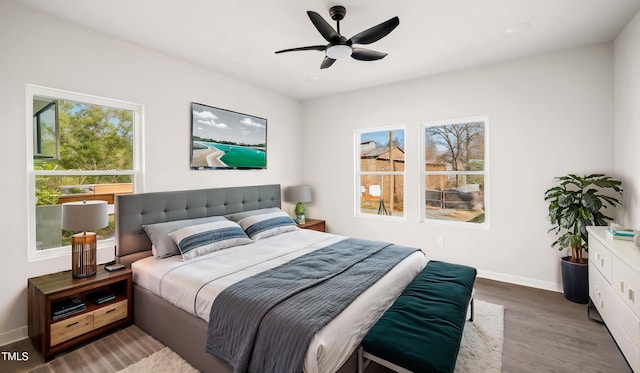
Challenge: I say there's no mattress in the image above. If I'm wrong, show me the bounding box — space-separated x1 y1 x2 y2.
132 229 427 373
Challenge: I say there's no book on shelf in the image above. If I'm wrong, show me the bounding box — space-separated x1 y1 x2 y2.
606 228 636 241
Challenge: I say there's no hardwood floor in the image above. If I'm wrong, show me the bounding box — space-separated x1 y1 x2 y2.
476 277 630 373
1 278 632 373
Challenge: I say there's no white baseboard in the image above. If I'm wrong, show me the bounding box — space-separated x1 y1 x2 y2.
478 269 563 293
0 326 28 347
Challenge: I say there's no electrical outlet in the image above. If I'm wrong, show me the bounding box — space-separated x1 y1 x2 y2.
437 237 444 248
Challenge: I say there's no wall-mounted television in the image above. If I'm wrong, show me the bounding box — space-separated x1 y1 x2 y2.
190 102 267 169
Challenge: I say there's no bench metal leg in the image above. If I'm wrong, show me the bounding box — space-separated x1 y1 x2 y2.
357 346 364 373
468 288 476 322
360 349 413 373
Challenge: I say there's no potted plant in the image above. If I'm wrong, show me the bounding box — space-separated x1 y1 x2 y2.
294 202 307 224
544 174 623 303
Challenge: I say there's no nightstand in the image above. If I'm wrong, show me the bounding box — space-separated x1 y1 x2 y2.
28 267 132 360
297 218 326 232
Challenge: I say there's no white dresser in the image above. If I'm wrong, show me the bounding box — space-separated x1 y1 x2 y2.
588 226 640 372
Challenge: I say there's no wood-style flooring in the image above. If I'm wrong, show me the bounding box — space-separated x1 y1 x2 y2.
476 278 631 373
1 278 632 373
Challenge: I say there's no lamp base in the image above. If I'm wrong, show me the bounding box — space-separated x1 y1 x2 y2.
71 232 97 279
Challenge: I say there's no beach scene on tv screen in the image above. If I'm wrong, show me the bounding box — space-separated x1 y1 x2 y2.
191 103 267 169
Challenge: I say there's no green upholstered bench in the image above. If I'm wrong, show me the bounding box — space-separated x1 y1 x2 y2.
358 260 477 373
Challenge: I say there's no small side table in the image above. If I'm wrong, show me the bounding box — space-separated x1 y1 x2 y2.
28 267 132 360
297 218 326 232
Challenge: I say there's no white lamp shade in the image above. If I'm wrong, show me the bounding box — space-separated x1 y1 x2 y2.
284 186 312 203
61 200 108 232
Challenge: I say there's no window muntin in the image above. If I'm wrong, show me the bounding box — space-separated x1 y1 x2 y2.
27 85 142 259
356 127 406 218
422 117 488 226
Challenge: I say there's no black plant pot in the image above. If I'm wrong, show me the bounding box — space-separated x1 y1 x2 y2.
561 256 589 304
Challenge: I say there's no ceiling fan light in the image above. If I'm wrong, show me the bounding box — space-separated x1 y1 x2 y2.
326 44 352 59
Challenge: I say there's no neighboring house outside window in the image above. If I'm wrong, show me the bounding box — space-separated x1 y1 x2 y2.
355 127 405 218
422 116 488 227
27 85 143 260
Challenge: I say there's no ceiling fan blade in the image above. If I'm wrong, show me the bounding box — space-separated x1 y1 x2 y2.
349 16 399 45
351 48 388 61
307 11 340 42
320 57 336 69
275 45 326 54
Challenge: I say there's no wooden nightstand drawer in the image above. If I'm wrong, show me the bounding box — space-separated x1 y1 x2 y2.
50 313 93 347
94 300 128 329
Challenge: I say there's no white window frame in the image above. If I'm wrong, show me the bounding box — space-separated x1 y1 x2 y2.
26 84 144 261
354 125 407 221
420 116 489 229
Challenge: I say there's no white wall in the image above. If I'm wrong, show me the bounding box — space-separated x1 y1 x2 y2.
302 44 615 291
614 10 640 228
0 2 302 343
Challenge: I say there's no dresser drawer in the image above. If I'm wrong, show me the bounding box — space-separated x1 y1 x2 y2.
94 300 128 329
590 237 612 284
589 262 614 317
613 256 640 317
50 312 93 346
611 316 640 373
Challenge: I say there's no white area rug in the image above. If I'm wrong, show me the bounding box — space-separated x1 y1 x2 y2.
455 300 504 373
115 300 504 373
117 347 198 373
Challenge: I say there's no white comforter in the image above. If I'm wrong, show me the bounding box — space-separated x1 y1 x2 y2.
132 229 427 373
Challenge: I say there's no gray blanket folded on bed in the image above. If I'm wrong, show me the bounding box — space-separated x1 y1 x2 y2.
205 238 420 373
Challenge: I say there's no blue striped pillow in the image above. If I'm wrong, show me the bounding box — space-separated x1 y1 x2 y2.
234 209 297 240
168 220 253 260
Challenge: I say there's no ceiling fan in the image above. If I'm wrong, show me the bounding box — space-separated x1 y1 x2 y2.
275 5 399 69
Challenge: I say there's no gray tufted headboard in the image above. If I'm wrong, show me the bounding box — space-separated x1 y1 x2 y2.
115 184 281 266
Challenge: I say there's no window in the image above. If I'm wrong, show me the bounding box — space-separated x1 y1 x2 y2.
355 127 405 218
422 116 488 226
27 85 143 260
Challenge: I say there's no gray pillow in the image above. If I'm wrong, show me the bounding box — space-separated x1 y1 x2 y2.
142 216 226 258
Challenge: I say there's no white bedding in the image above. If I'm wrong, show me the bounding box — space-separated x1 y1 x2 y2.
132 229 427 373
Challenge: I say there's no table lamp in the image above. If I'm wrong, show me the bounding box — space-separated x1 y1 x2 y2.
62 200 108 278
284 185 312 224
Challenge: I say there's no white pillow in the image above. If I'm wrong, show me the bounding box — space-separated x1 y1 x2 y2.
168 220 253 260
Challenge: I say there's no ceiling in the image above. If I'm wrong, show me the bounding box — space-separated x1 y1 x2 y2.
12 0 640 101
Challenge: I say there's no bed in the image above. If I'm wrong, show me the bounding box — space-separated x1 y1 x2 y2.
115 184 427 373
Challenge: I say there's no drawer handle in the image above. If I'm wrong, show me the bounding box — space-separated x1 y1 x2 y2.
66 321 79 328
106 308 116 314
629 288 635 302
621 281 625 293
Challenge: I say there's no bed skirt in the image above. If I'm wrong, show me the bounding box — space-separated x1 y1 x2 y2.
133 284 359 373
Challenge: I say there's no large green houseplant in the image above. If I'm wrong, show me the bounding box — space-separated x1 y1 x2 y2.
544 173 623 303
